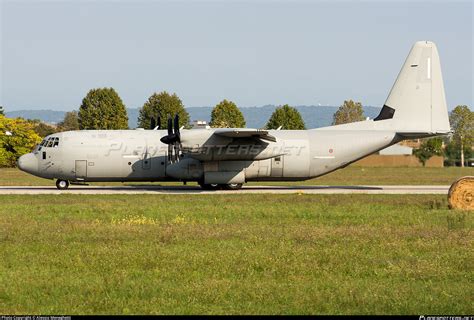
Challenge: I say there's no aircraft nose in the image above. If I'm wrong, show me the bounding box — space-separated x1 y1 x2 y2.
17 153 38 174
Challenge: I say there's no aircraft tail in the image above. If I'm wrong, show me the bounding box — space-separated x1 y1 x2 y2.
375 41 450 134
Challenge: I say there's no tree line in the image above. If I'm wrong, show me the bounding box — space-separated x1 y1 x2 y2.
0 88 472 167
58 90 370 131
32 88 308 131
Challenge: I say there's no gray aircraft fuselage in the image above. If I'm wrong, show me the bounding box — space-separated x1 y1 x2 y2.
17 127 400 184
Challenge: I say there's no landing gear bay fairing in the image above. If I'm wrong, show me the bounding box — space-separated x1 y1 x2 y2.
18 41 451 190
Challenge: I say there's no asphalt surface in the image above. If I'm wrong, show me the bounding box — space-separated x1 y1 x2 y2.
0 185 450 195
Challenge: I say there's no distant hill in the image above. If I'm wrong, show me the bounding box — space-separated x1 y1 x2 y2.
5 110 67 124
6 105 382 129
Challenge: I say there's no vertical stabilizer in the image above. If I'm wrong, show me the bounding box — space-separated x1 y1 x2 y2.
380 41 450 133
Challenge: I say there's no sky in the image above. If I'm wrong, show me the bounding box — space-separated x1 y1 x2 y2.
0 0 472 111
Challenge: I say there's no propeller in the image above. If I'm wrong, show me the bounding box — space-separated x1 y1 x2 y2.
150 115 162 130
160 114 181 144
160 114 182 162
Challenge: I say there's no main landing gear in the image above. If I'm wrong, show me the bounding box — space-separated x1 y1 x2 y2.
224 183 243 190
198 182 243 190
56 179 70 190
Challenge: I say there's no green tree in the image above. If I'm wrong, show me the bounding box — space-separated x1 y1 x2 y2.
58 111 80 131
0 106 4 115
0 115 42 167
449 105 473 167
265 105 306 130
138 91 190 129
413 137 443 167
333 100 365 125
210 99 246 128
445 139 474 166
78 88 128 129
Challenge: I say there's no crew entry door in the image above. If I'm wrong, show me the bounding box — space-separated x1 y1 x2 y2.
271 156 284 177
75 160 87 179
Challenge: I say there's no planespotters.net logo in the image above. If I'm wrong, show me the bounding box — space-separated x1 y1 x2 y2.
420 316 473 320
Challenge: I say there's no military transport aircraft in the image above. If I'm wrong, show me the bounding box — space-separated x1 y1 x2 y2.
18 41 450 190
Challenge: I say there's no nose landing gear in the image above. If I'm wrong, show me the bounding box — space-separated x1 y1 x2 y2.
56 179 70 190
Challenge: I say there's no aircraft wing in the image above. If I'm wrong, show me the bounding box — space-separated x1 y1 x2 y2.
213 128 277 142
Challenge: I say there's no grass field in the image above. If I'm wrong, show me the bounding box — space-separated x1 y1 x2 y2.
0 166 472 186
0 194 472 314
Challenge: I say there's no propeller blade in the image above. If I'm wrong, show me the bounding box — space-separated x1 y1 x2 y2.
150 117 156 130
174 114 180 141
167 117 173 136
174 143 179 161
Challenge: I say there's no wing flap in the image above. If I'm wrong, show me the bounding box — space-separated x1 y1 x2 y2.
213 128 276 142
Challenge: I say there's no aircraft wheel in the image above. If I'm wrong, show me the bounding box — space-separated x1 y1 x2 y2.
56 179 70 190
223 183 243 190
199 183 220 190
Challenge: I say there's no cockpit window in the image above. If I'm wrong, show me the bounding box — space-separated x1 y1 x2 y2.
41 137 60 148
